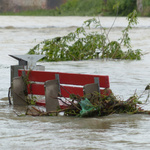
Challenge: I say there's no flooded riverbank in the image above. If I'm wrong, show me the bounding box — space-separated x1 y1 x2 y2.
0 16 150 149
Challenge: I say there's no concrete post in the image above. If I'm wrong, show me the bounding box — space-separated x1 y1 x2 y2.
10 65 25 94
12 76 27 105
45 79 59 112
83 83 100 104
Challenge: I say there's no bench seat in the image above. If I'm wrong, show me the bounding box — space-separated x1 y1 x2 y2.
17 70 111 111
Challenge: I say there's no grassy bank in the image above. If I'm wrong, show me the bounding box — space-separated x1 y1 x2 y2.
1 0 137 16
1 0 150 16
141 0 150 16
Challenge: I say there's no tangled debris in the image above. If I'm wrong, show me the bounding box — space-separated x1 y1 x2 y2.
23 85 150 117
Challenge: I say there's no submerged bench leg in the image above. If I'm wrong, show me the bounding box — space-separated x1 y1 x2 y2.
45 79 59 112
83 83 100 103
12 77 27 105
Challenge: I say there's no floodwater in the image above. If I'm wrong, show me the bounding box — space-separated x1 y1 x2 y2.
0 16 150 149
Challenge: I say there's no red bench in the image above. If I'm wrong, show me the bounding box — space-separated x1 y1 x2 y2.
18 70 111 111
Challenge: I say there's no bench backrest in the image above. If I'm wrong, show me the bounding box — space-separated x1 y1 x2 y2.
18 70 110 97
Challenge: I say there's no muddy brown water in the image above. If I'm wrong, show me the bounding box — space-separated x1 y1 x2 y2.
0 16 150 149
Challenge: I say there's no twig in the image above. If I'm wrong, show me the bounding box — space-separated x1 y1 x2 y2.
106 5 119 40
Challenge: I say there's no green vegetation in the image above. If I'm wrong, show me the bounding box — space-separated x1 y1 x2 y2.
0 9 55 16
28 10 142 61
22 70 37 105
1 0 137 16
141 0 150 16
25 84 150 117
1 0 150 17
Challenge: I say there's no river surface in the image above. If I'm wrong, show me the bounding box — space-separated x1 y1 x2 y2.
0 16 150 150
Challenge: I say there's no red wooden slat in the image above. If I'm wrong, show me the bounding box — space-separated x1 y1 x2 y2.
27 84 112 98
61 87 112 98
61 86 83 97
18 70 110 88
28 83 45 95
59 73 109 88
18 70 56 82
27 84 84 97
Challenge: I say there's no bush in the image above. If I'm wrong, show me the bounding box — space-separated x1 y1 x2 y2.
141 0 150 16
56 0 137 16
0 0 137 16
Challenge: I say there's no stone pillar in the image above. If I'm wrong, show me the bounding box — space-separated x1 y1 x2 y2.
45 79 59 112
137 0 143 13
12 77 27 106
83 83 100 104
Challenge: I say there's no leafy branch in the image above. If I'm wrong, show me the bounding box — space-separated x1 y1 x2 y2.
28 10 142 61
